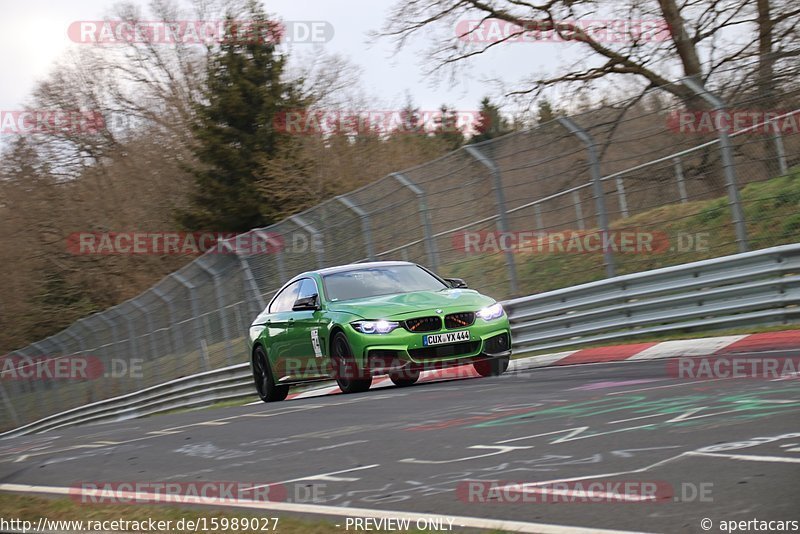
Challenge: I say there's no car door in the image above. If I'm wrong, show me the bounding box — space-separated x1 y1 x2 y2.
265 280 301 381
286 278 328 379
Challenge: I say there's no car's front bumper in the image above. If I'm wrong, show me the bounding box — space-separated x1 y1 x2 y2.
344 320 511 375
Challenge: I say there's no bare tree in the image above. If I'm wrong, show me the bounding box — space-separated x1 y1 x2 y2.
380 0 800 103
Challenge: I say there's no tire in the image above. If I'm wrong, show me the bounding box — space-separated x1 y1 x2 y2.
332 332 372 394
389 368 420 387
473 355 510 378
253 346 290 402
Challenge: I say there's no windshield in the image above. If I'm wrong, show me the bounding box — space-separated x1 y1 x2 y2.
323 265 448 302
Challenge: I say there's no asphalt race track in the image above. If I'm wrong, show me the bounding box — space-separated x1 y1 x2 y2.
1 352 799 533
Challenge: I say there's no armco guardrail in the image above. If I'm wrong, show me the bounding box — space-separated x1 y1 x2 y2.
0 364 252 438
3 244 800 438
505 244 800 355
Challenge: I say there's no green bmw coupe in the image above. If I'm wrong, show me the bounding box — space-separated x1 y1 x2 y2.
248 261 511 402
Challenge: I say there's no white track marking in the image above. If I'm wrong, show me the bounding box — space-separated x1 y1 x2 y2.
686 451 800 464
0 483 647 534
311 440 368 451
400 445 532 464
627 336 747 360
241 464 381 491
505 484 657 503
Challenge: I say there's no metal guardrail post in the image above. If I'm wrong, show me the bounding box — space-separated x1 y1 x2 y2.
673 157 689 203
74 319 104 398
290 215 325 269
30 341 52 391
220 238 266 317
336 195 375 261
557 117 616 278
171 273 209 372
683 78 748 253
255 230 287 285
572 191 586 230
464 145 519 294
130 301 158 363
50 335 74 407
391 173 439 271
196 257 236 366
615 176 629 218
152 288 180 357
0 380 19 426
533 204 544 232
771 119 789 177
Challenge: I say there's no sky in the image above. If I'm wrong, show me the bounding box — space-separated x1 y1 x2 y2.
0 0 577 115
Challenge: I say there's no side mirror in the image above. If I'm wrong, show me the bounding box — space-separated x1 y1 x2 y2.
445 278 468 289
292 294 320 311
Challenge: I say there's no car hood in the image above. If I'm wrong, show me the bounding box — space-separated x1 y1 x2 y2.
327 289 495 319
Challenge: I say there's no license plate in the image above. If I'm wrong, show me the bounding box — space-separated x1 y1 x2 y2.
423 330 470 346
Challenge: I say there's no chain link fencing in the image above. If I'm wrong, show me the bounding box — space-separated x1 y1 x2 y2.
2 66 799 431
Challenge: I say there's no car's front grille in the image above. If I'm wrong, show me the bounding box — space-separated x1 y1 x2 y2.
445 312 475 329
404 316 442 332
409 341 481 359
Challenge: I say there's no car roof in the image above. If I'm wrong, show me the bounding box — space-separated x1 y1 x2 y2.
291 261 417 280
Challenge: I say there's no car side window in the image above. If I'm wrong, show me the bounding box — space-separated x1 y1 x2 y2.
269 281 301 313
297 278 319 301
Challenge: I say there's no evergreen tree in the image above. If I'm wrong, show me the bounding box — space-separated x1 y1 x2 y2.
537 98 556 124
471 97 512 143
433 104 465 150
178 1 306 232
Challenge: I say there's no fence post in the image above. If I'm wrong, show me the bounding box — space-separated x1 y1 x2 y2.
171 273 208 372
0 380 19 427
49 334 76 408
290 215 325 269
463 145 519 294
152 288 179 357
255 230 286 285
683 78 748 253
771 119 788 177
196 256 235 366
673 157 689 203
336 195 375 261
220 238 266 317
557 117 616 278
130 300 158 363
572 190 586 230
391 173 439 271
615 176 629 218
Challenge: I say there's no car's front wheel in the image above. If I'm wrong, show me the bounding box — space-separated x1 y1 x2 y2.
474 355 510 377
332 332 372 394
389 368 420 387
253 346 290 402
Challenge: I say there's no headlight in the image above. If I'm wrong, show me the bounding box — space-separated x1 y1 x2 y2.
351 320 400 334
476 303 504 321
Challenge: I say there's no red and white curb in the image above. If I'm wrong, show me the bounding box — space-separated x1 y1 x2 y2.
246 330 800 403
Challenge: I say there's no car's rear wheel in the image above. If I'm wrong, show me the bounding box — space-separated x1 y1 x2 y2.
332 332 372 394
253 346 290 402
474 355 510 377
389 368 420 387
